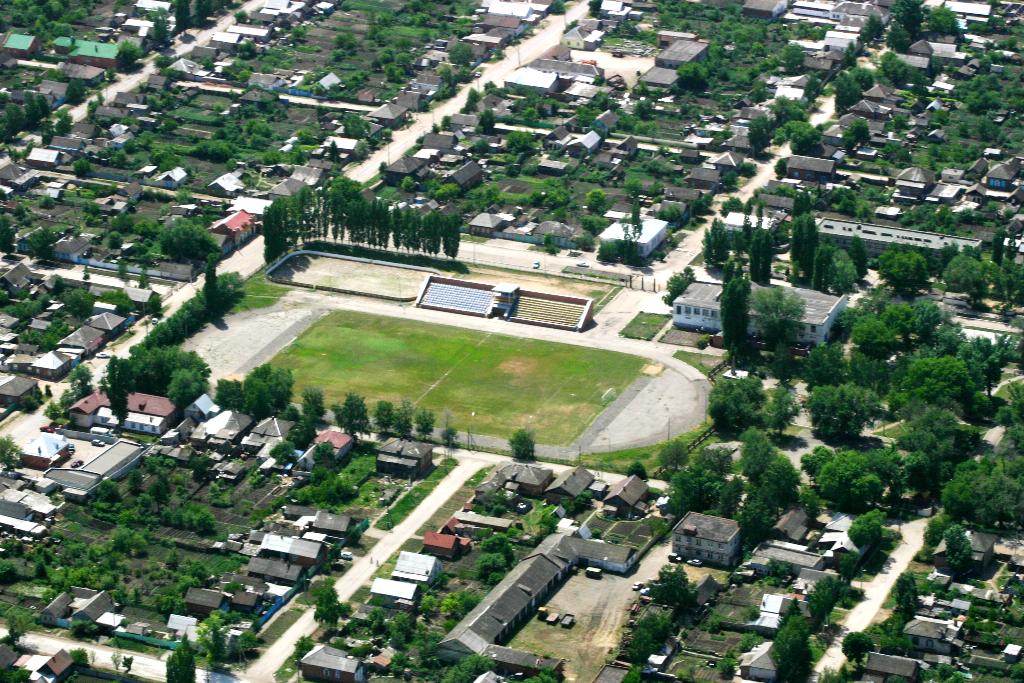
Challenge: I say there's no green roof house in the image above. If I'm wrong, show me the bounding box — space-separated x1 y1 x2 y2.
1 33 41 56
54 37 119 68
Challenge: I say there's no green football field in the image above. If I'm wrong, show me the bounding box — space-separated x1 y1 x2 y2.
271 310 646 444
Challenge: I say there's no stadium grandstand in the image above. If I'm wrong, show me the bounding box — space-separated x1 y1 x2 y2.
415 276 593 332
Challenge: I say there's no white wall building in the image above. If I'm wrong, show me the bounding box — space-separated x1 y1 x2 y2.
599 217 669 258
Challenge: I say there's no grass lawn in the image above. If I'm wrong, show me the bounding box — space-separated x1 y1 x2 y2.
580 419 714 475
233 275 290 313
272 310 645 443
620 312 670 340
673 350 723 376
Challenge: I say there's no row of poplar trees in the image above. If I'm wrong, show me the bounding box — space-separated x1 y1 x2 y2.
262 183 462 263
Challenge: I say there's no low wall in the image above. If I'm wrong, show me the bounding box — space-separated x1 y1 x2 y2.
58 429 118 444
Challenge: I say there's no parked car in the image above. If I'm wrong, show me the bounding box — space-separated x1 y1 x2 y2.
96 352 111 359
545 611 560 625
91 439 106 447
40 424 56 433
560 614 575 628
67 443 75 453
70 460 84 469
631 582 644 591
668 554 683 563
687 559 703 567
576 260 589 268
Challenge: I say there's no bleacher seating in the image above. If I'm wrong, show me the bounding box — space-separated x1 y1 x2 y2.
511 295 586 330
420 281 494 315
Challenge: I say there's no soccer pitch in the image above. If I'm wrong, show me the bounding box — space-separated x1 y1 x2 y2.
271 310 646 444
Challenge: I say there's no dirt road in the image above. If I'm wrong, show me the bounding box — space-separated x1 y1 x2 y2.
815 517 927 673
345 0 588 183
246 456 489 681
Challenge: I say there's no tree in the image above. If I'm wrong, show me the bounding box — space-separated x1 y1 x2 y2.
193 0 212 24
702 220 730 266
943 254 989 307
117 42 142 71
168 368 207 409
926 5 958 35
626 461 648 479
657 439 689 473
721 276 750 360
842 632 875 664
101 356 135 424
748 116 773 156
782 44 806 74
807 383 881 441
153 10 170 44
804 343 847 389
831 250 858 294
393 399 415 439
790 215 819 281
449 41 474 67
886 22 912 52
878 249 930 297
708 377 764 433
25 227 58 261
740 428 777 483
197 612 227 663
662 267 695 306
893 572 919 617
312 581 346 629
166 638 196 683
851 315 897 360
509 428 535 460
834 72 864 111
0 437 19 470
478 108 496 134
750 287 805 350
892 0 925 38
648 565 695 614
773 606 812 683
848 508 886 548
414 408 435 440
764 386 799 435
808 575 846 627
374 400 396 434
586 189 608 214
174 0 191 32
337 393 370 439
785 122 822 156
749 230 773 285
862 13 884 41
676 62 708 91
843 118 870 151
943 524 973 576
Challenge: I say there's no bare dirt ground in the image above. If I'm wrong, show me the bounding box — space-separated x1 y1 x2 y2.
271 254 428 300
570 50 655 87
462 265 616 301
509 541 671 682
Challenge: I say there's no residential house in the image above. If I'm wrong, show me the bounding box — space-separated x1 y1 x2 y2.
369 578 420 609
392 551 442 585
771 508 810 543
259 533 326 567
300 645 367 683
0 375 38 407
53 38 119 69
376 439 434 478
786 155 836 183
367 103 410 129
184 587 227 617
210 210 258 253
748 540 826 575
383 156 430 186
245 556 304 585
672 512 742 567
423 531 468 559
543 466 595 503
864 652 921 683
739 642 777 682
22 433 70 469
15 650 74 683
190 410 254 452
40 587 120 630
903 616 962 655
655 39 709 68
987 159 1020 190
602 474 647 517
241 417 294 454
477 462 554 498
1 34 40 56
933 529 997 574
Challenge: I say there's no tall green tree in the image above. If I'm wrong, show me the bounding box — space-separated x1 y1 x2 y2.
166 638 196 683
721 276 751 361
773 606 812 683
101 357 135 424
750 287 805 349
943 524 973 576
749 230 773 285
336 393 370 439
174 0 191 32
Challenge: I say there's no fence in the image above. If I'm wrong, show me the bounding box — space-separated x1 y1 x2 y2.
111 631 181 651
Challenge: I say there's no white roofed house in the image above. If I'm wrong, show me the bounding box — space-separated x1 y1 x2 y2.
599 217 669 259
392 551 443 585
370 578 420 610
259 533 327 567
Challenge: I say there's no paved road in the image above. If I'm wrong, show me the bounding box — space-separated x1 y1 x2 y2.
815 517 928 673
345 1 587 183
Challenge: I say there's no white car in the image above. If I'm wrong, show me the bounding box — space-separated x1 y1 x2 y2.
96 352 111 359
576 261 589 268
339 551 354 561
687 558 703 567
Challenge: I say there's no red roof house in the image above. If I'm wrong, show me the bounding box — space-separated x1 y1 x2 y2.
422 531 468 559
209 210 257 252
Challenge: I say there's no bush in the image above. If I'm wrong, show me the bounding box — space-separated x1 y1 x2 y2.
696 335 710 350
